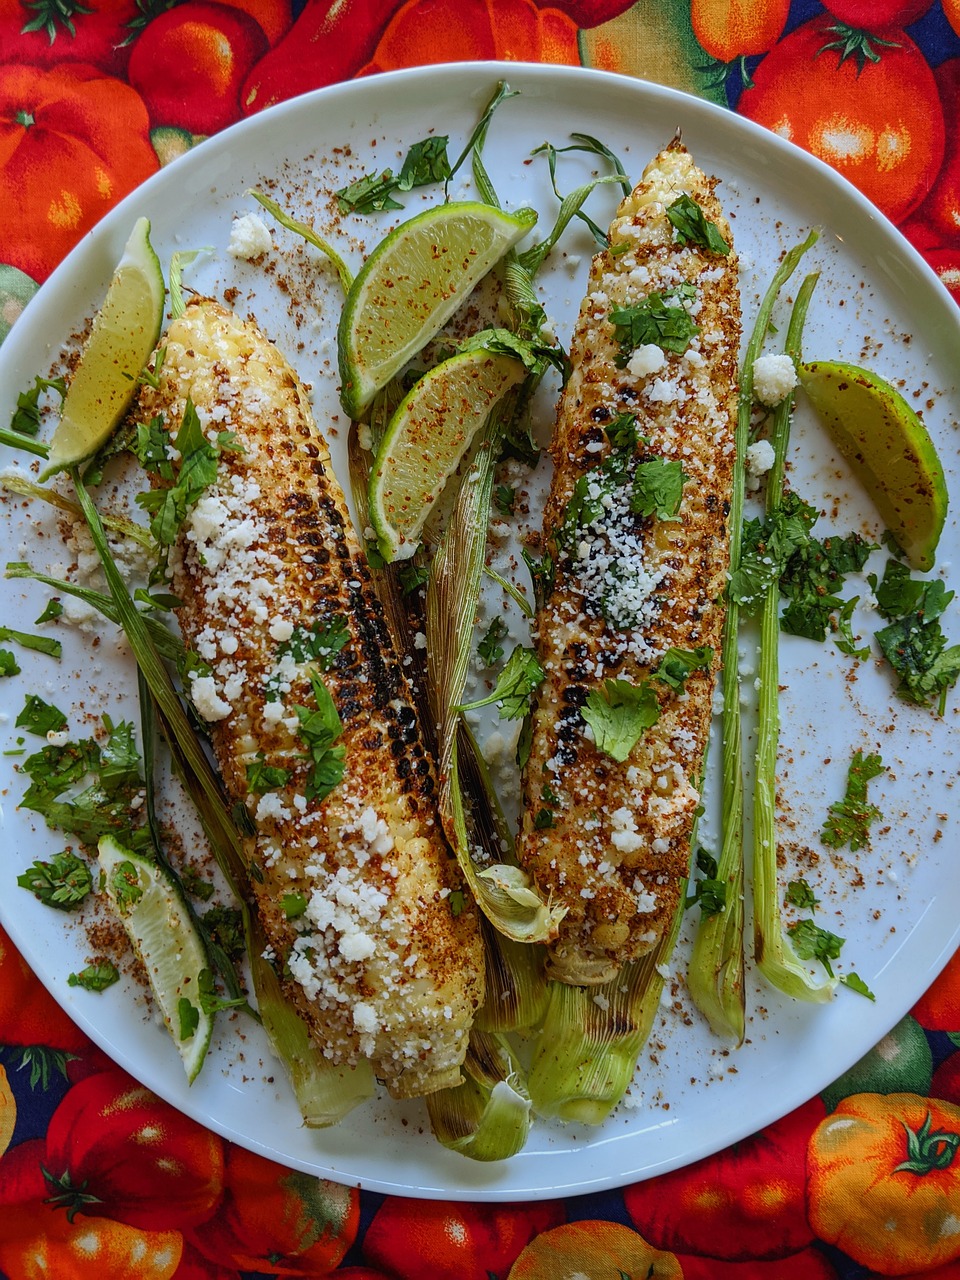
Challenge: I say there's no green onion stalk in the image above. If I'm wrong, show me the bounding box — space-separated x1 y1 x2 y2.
687 230 819 1042
70 470 374 1121
752 270 835 1003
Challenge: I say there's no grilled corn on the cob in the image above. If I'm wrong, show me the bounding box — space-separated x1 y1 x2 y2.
138 298 484 1097
519 140 741 986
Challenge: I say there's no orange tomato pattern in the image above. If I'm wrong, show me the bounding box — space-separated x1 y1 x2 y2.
3 4 960 1278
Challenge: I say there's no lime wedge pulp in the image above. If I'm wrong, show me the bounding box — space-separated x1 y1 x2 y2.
799 360 949 572
369 348 527 562
337 201 536 421
97 835 213 1083
42 217 165 478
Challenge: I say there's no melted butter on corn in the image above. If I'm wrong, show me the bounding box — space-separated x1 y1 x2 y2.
519 140 741 986
139 299 484 1097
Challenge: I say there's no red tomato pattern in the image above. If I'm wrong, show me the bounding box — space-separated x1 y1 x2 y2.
2 4 960 1279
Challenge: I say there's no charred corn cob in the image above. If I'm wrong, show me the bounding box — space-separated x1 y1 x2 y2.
519 140 741 986
138 298 484 1097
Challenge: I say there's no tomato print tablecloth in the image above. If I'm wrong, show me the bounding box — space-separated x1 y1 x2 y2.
3 1 960 1276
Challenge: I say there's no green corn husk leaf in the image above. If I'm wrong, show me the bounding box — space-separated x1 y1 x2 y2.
752 271 834 1005
0 470 154 548
529 889 685 1125
688 230 820 1041
70 472 374 1120
426 407 564 944
426 1028 532 1161
475 916 548 1035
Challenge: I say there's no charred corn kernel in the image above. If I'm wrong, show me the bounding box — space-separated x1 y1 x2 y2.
139 298 484 1097
519 141 741 986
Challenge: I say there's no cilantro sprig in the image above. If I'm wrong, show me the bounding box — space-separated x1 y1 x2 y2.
609 283 698 366
292 672 346 802
17 851 93 910
458 645 545 720
870 561 960 711
666 194 730 256
336 136 452 213
821 750 886 851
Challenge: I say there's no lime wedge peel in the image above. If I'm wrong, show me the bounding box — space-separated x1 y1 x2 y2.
798 360 949 573
97 834 213 1083
369 348 527 563
337 201 537 422
42 217 165 479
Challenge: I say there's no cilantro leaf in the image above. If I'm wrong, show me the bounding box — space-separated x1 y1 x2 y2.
0 625 62 659
666 194 730 255
630 458 687 520
609 284 698 365
685 847 726 916
840 972 876 1000
604 411 641 451
873 571 960 709
281 891 308 919
870 558 926 620
337 136 452 213
336 170 403 214
652 646 713 691
821 750 886 851
34 599 63 625
478 616 507 667
785 878 820 911
17 850 93 910
493 484 516 516
178 996 200 1040
398 561 431 596
280 616 350 670
68 961 120 993
200 905 245 962
0 648 20 677
292 672 345 803
522 548 554 613
110 860 145 911
788 917 845 978
458 645 545 720
397 135 451 190
179 865 215 901
245 755 292 794
10 374 66 437
582 678 660 762
16 694 67 737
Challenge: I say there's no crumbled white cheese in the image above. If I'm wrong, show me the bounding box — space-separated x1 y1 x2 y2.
745 438 776 480
227 213 272 260
626 343 666 379
752 353 797 407
189 674 232 722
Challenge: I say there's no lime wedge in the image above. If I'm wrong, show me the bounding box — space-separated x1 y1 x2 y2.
97 834 213 1083
337 201 536 421
42 217 164 478
369 348 527 562
799 360 949 572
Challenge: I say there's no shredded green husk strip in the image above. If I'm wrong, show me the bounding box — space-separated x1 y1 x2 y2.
687 230 819 1042
70 471 373 1121
0 471 153 548
426 414 564 943
249 189 353 294
426 1029 532 1161
752 271 834 1003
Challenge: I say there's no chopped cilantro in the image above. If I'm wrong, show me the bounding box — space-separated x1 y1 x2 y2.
0 648 19 677
136 398 242 557
110 860 145 910
179 864 216 901
280 616 350 670
281 891 308 919
196 966 249 1016
68 961 120 993
522 548 554 612
17 850 93 910
16 694 67 737
788 917 845 978
832 597 871 662
292 672 345 802
200 904 245 962
336 136 452 213
582 678 660 763
821 750 886 851
871 565 960 710
10 374 66 437
630 457 687 520
478 616 507 667
840 972 876 1001
449 889 465 917
785 878 820 911
666 193 730 255
245 755 292 795
398 561 431 596
458 645 544 720
653 646 713 691
533 807 555 829
494 484 516 516
34 599 63 625
609 283 698 366
604 411 642 451
178 996 200 1040
685 848 725 916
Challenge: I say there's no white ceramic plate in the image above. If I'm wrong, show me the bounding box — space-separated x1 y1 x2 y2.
1 63 958 1200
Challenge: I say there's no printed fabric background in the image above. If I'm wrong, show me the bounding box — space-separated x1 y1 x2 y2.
2 0 960 1276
